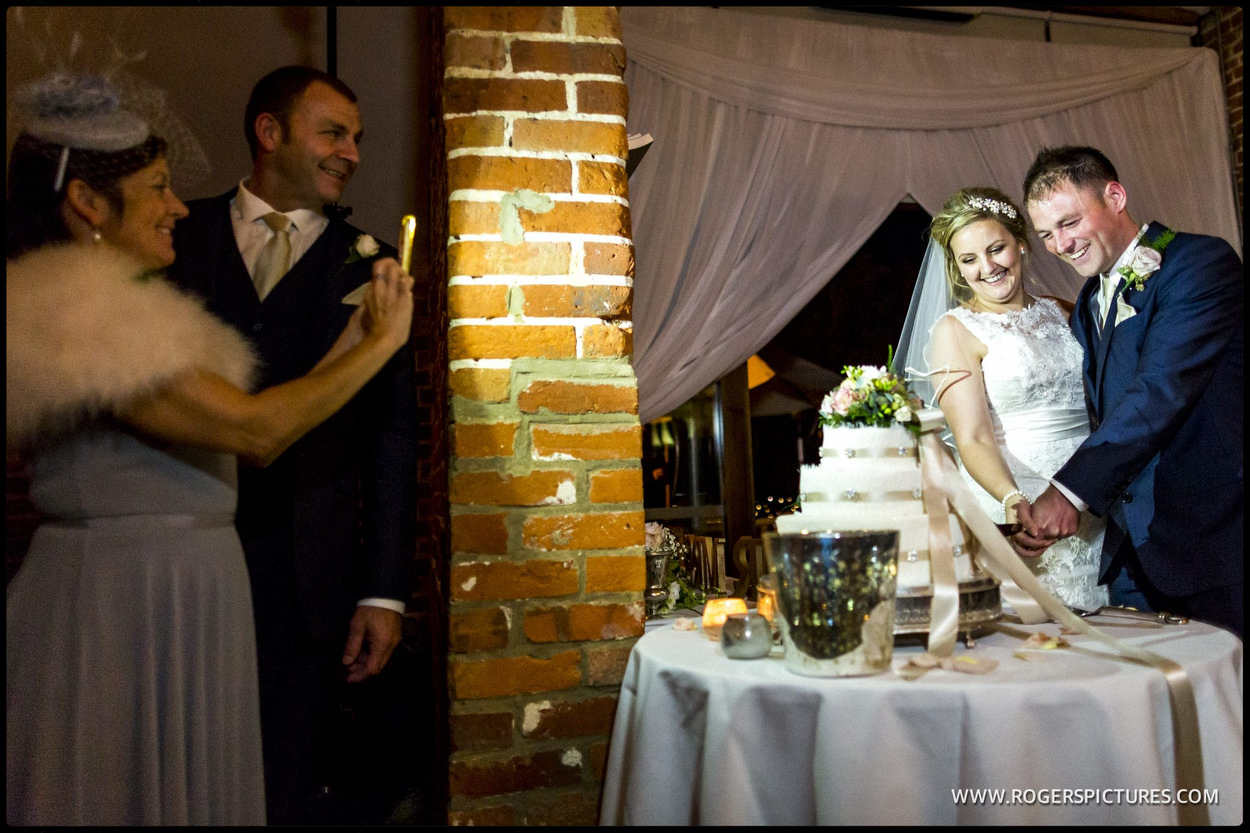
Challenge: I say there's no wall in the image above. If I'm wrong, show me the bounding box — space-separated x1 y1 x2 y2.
1198 7 1245 226
440 7 642 824
5 6 423 247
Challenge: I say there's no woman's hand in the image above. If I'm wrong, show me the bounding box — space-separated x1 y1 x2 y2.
360 257 414 350
1008 532 1051 558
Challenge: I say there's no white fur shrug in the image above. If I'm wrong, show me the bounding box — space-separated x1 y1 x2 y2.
7 244 258 451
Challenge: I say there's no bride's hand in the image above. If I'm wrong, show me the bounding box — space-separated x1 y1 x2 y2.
1009 533 1051 558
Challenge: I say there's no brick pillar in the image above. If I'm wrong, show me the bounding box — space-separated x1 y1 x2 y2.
441 8 643 825
1197 7 1243 226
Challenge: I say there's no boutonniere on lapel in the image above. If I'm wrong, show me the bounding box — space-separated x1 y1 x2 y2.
344 233 380 265
1116 228 1175 292
340 234 382 305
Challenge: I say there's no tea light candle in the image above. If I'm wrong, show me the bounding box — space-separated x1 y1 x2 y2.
702 597 747 641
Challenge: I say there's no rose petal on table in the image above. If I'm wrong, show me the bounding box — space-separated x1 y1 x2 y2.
897 662 932 681
1021 632 1070 650
910 652 941 668
943 655 998 674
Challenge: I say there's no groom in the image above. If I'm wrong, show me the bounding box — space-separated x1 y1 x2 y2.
169 66 417 823
1016 146 1242 637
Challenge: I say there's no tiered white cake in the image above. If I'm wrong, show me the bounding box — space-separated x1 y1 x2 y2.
775 423 980 594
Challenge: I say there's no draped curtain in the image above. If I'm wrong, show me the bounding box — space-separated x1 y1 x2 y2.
622 7 1240 424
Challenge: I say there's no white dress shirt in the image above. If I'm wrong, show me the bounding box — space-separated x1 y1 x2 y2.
231 181 329 286
230 181 404 617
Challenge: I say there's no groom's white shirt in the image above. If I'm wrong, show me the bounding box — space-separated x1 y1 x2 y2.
1051 225 1148 514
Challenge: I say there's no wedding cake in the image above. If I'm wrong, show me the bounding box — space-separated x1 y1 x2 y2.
773 363 1000 636
774 421 979 593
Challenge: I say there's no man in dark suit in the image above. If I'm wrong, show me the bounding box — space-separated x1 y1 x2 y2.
1017 146 1242 637
169 66 416 823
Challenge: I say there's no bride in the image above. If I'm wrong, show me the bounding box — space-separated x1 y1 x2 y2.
897 186 1108 609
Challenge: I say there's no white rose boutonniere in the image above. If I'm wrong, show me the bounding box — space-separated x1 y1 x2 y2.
1116 228 1175 291
345 233 380 264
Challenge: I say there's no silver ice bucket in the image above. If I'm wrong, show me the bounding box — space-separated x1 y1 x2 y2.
762 530 899 677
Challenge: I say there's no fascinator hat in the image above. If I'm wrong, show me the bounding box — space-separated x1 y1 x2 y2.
12 70 209 194
13 72 156 192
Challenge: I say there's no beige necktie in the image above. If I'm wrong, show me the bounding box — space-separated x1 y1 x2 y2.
253 212 292 301
1098 273 1121 332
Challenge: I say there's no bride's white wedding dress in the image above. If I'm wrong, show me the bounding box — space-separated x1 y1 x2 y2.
940 298 1109 609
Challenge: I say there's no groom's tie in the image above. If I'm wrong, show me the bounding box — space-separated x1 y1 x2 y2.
1097 273 1122 334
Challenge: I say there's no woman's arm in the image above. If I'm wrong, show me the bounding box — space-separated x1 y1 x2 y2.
117 260 413 467
929 315 1028 523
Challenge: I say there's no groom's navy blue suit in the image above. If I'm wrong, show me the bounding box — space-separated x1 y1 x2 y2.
1056 222 1241 627
169 191 416 821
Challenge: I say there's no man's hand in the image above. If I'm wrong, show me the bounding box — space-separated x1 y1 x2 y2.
342 605 403 683
1016 486 1080 545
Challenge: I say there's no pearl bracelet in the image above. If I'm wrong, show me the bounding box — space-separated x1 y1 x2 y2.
1001 489 1028 514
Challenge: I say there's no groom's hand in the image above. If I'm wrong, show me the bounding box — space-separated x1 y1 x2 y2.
1019 486 1079 542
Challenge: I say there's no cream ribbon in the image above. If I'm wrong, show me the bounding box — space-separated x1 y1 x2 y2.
916 423 1208 825
918 437 959 657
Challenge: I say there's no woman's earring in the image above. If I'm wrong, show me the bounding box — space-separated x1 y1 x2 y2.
92 229 102 244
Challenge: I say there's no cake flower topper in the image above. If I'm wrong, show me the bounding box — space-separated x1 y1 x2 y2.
818 347 923 434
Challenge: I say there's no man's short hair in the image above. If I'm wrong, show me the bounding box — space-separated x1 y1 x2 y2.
1023 145 1119 203
244 66 357 158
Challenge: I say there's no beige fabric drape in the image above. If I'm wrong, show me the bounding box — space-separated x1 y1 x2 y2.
622 7 1240 423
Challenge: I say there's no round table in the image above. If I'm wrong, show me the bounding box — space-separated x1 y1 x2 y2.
600 617 1242 825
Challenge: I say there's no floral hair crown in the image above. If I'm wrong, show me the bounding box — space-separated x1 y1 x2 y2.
967 195 1018 219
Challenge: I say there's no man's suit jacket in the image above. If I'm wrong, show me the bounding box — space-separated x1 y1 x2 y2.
170 191 416 642
1057 222 1242 597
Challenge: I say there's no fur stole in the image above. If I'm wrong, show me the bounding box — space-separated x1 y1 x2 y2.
7 244 258 451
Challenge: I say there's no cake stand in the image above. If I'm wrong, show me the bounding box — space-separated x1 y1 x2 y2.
893 576 1002 647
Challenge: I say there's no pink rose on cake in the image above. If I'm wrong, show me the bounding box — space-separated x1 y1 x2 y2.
830 385 860 416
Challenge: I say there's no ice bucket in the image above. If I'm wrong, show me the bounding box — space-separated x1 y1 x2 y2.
762 530 899 677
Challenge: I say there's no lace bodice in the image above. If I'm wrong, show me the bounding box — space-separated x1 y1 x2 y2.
937 298 1108 610
943 298 1085 413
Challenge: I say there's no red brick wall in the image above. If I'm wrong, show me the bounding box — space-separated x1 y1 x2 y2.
1198 7 1244 224
441 7 643 825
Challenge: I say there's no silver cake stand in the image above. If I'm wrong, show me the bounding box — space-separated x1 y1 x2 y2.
893 576 1002 647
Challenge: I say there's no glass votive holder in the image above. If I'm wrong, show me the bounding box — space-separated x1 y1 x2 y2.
702 597 748 641
721 612 773 659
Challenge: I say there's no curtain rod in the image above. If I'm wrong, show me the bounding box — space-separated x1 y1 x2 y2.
898 7 1200 36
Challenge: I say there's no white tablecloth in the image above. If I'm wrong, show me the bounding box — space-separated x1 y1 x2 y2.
601 617 1242 825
